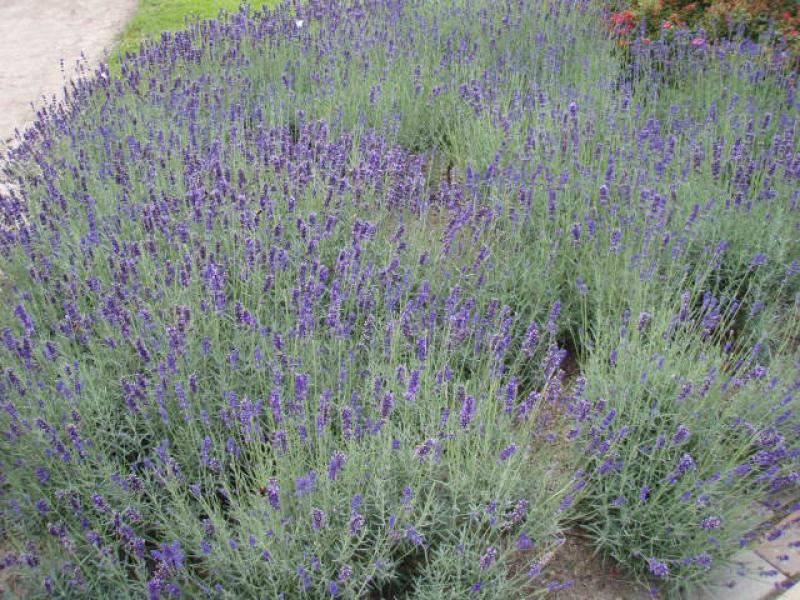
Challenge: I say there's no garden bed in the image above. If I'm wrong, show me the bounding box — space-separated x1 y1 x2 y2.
0 1 798 598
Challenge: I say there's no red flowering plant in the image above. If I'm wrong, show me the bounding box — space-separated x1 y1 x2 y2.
608 9 638 45
780 7 799 43
606 0 800 52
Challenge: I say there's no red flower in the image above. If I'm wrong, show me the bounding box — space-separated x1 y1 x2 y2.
609 10 635 25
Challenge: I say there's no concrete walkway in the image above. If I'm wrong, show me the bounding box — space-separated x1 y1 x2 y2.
0 0 137 143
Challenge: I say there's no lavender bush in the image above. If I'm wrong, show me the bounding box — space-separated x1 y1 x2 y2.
571 297 799 594
0 0 798 598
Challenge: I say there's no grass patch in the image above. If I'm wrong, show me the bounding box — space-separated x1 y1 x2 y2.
110 1 274 70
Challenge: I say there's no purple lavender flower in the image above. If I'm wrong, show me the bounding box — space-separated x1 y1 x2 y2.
499 444 517 461
479 546 498 570
14 304 34 333
667 453 696 484
672 424 691 444
521 321 540 357
404 523 425 546
516 532 534 550
637 312 651 333
647 557 669 577
348 512 365 537
416 337 427 361
380 391 395 418
338 564 353 582
265 478 280 511
294 471 316 497
700 516 723 530
547 300 561 334
459 393 476 430
504 379 517 414
328 451 346 481
413 438 437 463
639 485 650 502
404 369 420 401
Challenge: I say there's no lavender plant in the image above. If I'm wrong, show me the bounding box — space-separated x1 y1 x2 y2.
570 297 800 594
0 0 798 598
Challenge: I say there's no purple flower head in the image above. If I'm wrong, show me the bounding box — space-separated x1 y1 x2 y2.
151 540 184 572
459 392 476 430
504 379 517 414
328 451 346 481
516 532 534 550
404 523 425 546
413 438 437 463
521 321 540 356
750 253 768 268
672 424 690 444
499 443 518 462
547 300 561 333
265 478 280 511
506 499 529 525
297 565 311 591
338 565 353 582
294 373 309 405
416 337 427 361
404 369 420 401
479 546 498 570
667 453 695 484
348 512 365 537
14 304 34 332
311 507 326 530
639 485 650 502
647 557 669 578
558 494 575 512
700 515 723 530
380 391 395 418
294 471 316 497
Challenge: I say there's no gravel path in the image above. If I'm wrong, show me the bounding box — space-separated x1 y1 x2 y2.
0 0 137 144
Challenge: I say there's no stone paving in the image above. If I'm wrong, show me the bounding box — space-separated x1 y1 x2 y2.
696 509 800 600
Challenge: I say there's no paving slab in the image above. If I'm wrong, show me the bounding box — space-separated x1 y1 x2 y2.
777 581 800 600
697 550 787 600
756 522 800 579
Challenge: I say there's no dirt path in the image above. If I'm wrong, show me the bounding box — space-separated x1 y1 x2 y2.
0 0 138 144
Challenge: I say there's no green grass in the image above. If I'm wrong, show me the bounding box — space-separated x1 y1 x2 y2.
110 1 268 69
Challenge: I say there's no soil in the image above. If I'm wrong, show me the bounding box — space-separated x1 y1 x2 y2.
546 532 653 600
